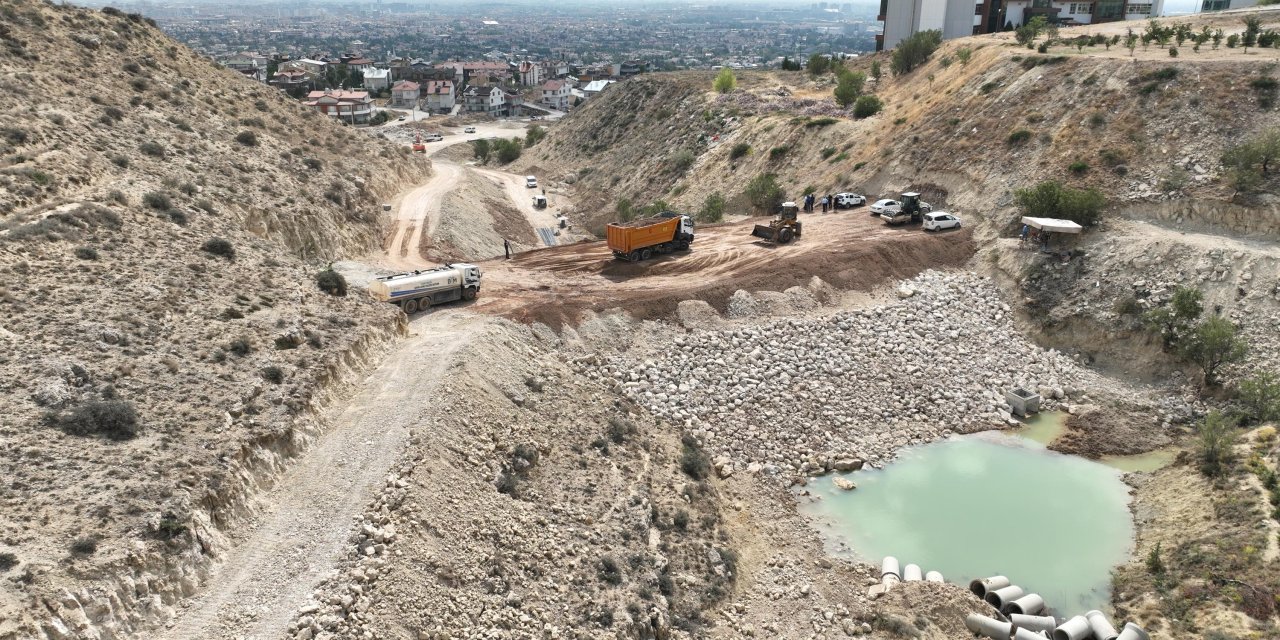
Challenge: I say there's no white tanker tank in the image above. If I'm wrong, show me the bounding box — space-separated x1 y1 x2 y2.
368 263 481 314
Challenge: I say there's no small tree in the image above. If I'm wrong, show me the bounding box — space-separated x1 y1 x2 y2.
852 95 884 118
1125 29 1139 56
1237 372 1280 424
891 29 942 75
698 192 726 223
1146 542 1165 575
713 68 737 93
1014 181 1106 226
1015 25 1036 48
493 137 522 164
1222 128 1280 194
473 138 491 163
806 54 830 75
1180 316 1248 387
1143 286 1203 351
744 173 785 213
870 60 882 82
1196 410 1238 477
957 47 972 65
834 71 865 107
1212 28 1224 50
316 268 347 296
525 125 546 147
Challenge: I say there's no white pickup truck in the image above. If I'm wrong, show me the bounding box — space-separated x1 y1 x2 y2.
368 264 481 314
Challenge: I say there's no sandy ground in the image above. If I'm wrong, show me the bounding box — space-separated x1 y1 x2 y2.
155 311 478 640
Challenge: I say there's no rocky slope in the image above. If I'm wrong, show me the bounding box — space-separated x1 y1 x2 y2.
0 0 429 636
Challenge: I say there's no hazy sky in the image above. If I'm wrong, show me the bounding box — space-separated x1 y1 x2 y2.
1163 0 1199 14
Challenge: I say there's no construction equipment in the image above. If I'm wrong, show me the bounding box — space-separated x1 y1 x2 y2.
880 192 933 225
750 201 803 244
367 263 481 314
606 213 695 261
412 131 425 153
532 195 547 209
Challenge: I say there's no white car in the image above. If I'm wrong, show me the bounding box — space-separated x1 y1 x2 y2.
526 175 538 188
397 116 406 121
834 193 866 209
464 126 476 133
424 133 443 142
922 212 962 231
869 199 901 216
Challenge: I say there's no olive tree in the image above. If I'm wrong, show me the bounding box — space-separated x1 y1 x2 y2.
1180 316 1248 387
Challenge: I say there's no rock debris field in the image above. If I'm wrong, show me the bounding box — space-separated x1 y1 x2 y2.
595 271 1101 477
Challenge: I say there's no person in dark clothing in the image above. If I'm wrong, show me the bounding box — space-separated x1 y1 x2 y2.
504 238 511 259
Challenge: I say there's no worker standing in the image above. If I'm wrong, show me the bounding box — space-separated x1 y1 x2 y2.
504 238 511 259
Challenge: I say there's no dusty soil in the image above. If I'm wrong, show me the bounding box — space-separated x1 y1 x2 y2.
1052 405 1173 458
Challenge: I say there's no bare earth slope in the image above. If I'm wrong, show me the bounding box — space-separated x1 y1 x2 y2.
0 0 430 636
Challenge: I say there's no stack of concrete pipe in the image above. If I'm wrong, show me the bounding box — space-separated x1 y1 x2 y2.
960 574 1149 640
879 556 946 590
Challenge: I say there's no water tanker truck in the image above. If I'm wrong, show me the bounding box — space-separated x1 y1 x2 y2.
368 263 481 314
606 212 694 261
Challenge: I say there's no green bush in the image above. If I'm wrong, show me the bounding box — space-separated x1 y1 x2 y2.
201 237 235 259
744 173 785 213
165 209 188 225
670 149 696 173
852 95 883 119
227 337 252 356
525 125 547 146
316 268 348 296
698 192 726 223
1179 316 1248 387
679 434 711 480
729 142 751 160
261 366 284 384
0 552 16 572
890 29 942 75
1014 180 1106 226
805 117 838 128
1069 160 1089 175
1196 410 1238 477
713 68 737 93
48 399 140 440
1237 372 1280 424
980 81 999 95
142 192 172 210
493 137 522 164
820 147 836 159
769 146 789 161
75 246 99 260
1007 130 1032 145
139 141 165 157
599 555 623 585
70 537 99 556
235 130 258 146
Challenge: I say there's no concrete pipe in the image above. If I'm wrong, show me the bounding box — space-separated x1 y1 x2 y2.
881 573 900 588
984 585 1026 611
1085 610 1119 640
1002 593 1046 616
903 564 923 582
881 556 900 581
970 575 1011 598
1014 628 1049 640
965 613 1014 640
1051 615 1091 640
925 570 944 583
1116 622 1150 640
1009 613 1058 634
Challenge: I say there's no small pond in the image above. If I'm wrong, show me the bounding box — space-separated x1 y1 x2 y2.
801 423 1141 614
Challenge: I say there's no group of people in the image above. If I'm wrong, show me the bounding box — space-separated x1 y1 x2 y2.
1019 224 1052 250
802 193 838 213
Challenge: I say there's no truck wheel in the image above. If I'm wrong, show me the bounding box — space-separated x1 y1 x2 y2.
676 240 690 251
640 248 653 260
627 251 641 261
402 299 418 314
463 287 478 301
777 228 794 244
419 296 432 311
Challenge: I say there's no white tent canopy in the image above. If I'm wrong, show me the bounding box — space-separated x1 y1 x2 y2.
1021 216 1083 234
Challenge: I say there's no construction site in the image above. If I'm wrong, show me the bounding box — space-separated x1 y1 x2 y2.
4 1 1280 639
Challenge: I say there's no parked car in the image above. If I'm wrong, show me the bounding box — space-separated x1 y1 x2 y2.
869 199 901 216
464 126 476 133
526 175 538 188
424 132 443 142
922 212 962 231
834 193 866 209
397 116 406 121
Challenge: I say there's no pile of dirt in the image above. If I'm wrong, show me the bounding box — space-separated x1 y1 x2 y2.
1052 405 1173 458
0 0 427 636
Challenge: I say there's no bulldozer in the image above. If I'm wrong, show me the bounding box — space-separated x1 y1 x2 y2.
750 202 802 244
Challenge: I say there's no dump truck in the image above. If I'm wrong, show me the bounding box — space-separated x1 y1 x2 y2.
367 263 481 314
750 202 802 244
880 192 933 226
606 213 695 261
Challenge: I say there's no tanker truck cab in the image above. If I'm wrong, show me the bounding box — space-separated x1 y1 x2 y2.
368 263 481 314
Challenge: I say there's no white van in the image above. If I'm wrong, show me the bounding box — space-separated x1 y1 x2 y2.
424 132 443 142
525 175 538 189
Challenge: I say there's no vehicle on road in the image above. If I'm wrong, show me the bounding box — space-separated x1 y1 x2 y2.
424 132 443 142
525 175 538 188
879 192 934 225
607 213 695 261
533 195 547 209
834 193 866 209
368 264 482 314
397 116 406 121
922 212 962 231
869 199 899 216
464 126 476 133
750 202 803 244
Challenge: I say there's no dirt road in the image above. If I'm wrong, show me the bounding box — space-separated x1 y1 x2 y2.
157 311 478 640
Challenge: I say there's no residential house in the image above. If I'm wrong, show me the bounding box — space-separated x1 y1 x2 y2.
517 60 542 86
504 90 523 116
346 57 375 74
363 68 391 91
292 58 328 76
437 61 512 86
423 80 456 113
391 80 420 108
223 52 268 83
541 59 571 79
582 79 614 99
540 79 570 111
270 68 311 92
304 90 373 124
463 85 505 116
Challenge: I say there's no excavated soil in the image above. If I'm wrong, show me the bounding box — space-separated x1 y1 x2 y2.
1052 405 1174 459
473 209 975 326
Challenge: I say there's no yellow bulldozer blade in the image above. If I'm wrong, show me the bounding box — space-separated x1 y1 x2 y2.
750 224 777 240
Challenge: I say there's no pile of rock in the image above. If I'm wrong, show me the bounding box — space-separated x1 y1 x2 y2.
596 271 1096 476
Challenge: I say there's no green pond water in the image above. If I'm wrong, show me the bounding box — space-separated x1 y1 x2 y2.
802 427 1137 614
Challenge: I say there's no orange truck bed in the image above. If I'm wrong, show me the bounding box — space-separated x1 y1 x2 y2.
606 217 680 255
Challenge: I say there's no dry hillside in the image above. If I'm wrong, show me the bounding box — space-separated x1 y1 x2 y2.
0 0 429 636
